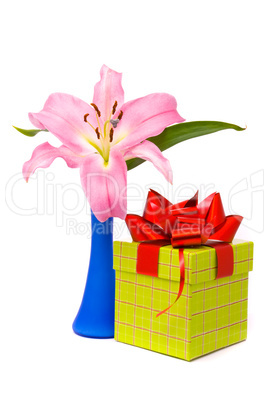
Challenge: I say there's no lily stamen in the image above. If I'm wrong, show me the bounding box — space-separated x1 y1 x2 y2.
118 110 123 120
112 101 118 115
95 127 101 139
84 113 96 131
109 128 114 142
90 104 103 139
91 103 101 117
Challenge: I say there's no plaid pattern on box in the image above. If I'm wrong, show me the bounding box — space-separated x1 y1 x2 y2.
113 239 253 361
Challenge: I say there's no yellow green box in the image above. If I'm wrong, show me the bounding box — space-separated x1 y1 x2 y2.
113 239 253 361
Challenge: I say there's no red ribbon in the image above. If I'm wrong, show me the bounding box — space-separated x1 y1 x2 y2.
125 189 243 316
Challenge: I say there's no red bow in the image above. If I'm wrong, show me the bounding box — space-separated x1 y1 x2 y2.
126 189 242 247
125 189 243 316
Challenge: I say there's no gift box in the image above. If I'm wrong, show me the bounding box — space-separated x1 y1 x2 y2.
113 239 253 361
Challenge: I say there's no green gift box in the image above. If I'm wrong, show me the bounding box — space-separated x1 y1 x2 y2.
113 239 253 361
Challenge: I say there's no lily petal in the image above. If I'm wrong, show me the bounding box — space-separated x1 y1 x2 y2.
113 93 184 149
123 140 173 184
29 93 100 154
23 142 83 182
80 149 127 222
93 65 124 121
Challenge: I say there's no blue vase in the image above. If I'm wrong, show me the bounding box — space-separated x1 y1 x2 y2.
72 211 115 338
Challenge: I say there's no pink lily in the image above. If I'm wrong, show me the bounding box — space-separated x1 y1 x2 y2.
23 65 184 222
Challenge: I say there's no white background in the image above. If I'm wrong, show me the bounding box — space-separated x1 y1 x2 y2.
1 0 268 401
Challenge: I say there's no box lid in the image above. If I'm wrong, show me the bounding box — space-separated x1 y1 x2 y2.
113 239 253 285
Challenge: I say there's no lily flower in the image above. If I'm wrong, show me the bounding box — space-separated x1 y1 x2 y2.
23 65 184 222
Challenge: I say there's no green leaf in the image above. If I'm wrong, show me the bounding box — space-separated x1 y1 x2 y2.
126 121 245 171
13 126 48 137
